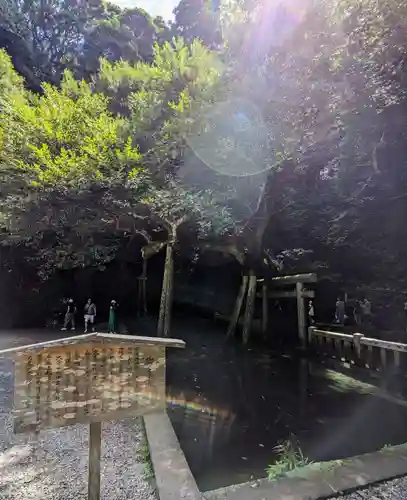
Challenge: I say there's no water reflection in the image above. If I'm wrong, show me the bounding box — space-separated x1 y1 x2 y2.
165 321 407 492
3 326 407 493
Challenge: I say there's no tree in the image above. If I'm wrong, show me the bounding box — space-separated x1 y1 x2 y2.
80 7 171 78
173 0 222 48
0 1 171 84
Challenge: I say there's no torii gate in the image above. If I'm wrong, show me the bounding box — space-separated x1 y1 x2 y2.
258 273 317 348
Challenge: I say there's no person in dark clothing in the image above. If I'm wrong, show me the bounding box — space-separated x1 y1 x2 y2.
353 300 362 325
62 298 76 331
108 300 118 333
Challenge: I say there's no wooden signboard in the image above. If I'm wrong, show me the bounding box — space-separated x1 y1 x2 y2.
13 342 166 433
2 332 185 500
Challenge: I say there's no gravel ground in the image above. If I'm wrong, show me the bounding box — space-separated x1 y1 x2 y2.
329 477 407 500
0 353 157 500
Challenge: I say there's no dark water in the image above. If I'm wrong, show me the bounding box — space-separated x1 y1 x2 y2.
2 324 407 493
165 318 407 492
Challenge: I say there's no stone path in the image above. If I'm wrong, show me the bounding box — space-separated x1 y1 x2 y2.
331 476 407 500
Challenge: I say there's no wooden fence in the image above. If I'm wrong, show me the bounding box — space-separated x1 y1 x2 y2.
308 327 407 372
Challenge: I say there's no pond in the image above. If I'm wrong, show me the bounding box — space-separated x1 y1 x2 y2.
1 322 407 494
165 317 407 492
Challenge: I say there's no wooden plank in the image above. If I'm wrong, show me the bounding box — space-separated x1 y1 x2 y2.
361 336 407 353
394 350 401 369
270 273 317 285
296 282 306 348
97 333 185 349
0 333 98 355
0 332 185 355
227 275 249 339
242 271 257 345
353 333 363 360
256 290 315 299
88 421 102 500
262 282 268 338
311 329 354 342
381 348 387 371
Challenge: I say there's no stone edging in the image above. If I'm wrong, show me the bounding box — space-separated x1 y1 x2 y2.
203 443 407 500
144 412 202 500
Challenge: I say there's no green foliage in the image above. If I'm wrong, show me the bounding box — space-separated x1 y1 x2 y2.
1 0 407 314
267 438 311 481
173 0 222 48
0 62 141 189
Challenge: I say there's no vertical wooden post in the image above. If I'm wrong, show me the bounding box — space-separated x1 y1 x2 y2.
157 244 174 337
296 282 306 349
226 274 249 339
394 350 401 370
141 258 147 315
380 348 387 371
262 282 268 340
88 421 102 500
353 333 363 365
307 326 315 346
242 271 257 345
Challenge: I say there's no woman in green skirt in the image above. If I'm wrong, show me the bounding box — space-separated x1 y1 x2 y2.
108 299 118 333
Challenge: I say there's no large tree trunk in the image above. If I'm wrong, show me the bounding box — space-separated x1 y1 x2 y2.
226 274 249 339
242 271 257 345
157 244 174 337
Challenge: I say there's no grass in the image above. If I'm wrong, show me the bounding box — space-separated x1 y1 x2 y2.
140 440 154 481
137 418 155 482
266 436 311 481
267 437 347 482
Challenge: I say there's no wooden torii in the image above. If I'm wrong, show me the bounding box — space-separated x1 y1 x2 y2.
259 273 317 348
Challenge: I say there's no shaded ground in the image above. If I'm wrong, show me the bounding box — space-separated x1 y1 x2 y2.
0 332 156 500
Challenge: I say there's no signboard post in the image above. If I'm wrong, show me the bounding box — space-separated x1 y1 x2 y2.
1 332 185 500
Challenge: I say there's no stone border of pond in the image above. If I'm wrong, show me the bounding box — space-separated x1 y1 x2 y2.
144 412 202 500
203 443 407 500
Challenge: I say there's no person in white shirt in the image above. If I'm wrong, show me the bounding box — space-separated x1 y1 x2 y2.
84 298 97 332
360 298 371 324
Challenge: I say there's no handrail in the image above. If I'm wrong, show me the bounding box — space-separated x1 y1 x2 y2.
308 327 407 353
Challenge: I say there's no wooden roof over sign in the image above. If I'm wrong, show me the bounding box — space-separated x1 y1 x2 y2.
0 332 185 356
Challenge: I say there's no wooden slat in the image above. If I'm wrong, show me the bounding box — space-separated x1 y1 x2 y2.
361 336 407 353
270 273 317 284
0 333 185 355
97 333 185 348
256 290 315 299
0 333 99 355
88 421 102 500
311 329 354 342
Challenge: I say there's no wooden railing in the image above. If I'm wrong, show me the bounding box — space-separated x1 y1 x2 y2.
308 327 407 372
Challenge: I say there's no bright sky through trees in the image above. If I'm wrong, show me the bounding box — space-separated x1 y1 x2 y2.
114 0 178 19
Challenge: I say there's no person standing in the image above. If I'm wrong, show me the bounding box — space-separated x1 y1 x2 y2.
308 300 315 325
335 297 345 325
62 298 76 331
84 298 97 333
353 299 362 325
108 300 118 334
361 297 372 324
